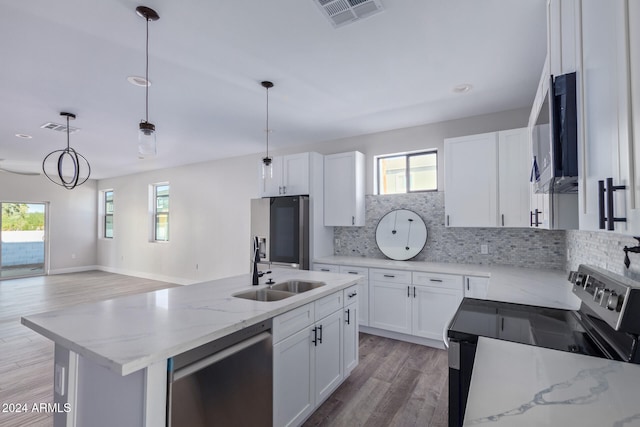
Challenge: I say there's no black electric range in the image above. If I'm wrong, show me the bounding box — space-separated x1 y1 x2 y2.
447 265 640 427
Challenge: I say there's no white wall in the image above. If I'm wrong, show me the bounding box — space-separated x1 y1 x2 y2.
0 174 97 273
96 156 260 284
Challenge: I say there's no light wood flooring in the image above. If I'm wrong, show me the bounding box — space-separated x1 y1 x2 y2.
0 271 448 427
0 271 179 427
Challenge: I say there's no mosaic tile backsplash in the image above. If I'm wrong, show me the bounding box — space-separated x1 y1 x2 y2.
334 193 567 270
565 230 640 281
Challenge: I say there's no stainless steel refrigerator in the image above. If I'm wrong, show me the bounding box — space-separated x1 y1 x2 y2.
251 196 310 270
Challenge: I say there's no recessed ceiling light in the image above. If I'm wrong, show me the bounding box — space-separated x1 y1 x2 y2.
15 133 32 139
453 83 473 93
127 76 150 87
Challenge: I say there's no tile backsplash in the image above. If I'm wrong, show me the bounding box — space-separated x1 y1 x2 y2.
565 230 640 280
334 193 566 270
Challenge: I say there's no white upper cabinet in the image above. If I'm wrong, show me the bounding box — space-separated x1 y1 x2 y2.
498 128 531 227
547 0 578 76
577 0 631 233
324 151 365 226
445 129 529 228
259 152 310 197
444 132 498 227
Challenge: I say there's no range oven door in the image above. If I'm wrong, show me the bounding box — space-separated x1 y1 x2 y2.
448 338 478 427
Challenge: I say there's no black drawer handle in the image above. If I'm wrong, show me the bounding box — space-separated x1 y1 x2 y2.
312 327 318 346
347 271 359 275
320 268 331 272
384 274 396 278
346 308 350 325
318 325 323 344
348 292 357 298
429 279 443 282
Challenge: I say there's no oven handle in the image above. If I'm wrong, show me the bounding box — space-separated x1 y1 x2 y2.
443 313 457 349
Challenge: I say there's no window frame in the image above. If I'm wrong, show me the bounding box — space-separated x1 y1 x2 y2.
152 183 170 242
103 190 114 239
376 150 438 195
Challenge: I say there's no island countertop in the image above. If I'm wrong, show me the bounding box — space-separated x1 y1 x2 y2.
21 269 359 376
464 337 640 426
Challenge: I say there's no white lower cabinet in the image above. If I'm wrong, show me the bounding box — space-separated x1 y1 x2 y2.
369 269 463 340
339 265 369 327
464 276 490 299
273 290 353 427
343 286 359 376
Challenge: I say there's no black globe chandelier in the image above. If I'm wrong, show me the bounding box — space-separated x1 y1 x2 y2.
42 112 91 189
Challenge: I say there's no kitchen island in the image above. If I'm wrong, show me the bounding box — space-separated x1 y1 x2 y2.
464 337 640 426
21 268 360 427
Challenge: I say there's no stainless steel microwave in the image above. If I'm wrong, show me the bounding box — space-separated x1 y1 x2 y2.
531 72 578 193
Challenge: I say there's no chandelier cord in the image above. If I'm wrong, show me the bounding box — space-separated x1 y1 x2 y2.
145 16 150 123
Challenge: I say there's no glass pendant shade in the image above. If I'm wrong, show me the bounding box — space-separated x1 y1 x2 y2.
138 121 156 157
262 157 273 179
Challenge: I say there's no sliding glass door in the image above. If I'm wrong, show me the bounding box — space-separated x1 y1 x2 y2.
0 202 46 279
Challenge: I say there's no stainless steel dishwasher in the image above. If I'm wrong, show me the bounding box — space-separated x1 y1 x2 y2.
166 320 272 427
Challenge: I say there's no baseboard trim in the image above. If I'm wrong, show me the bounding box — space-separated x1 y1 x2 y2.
48 265 101 275
360 325 445 350
95 266 194 285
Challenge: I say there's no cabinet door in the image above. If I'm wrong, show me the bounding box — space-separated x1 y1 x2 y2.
627 2 640 234
444 132 499 227
498 128 530 227
369 281 412 334
324 152 365 226
260 156 283 198
464 276 489 299
314 309 343 404
343 302 358 376
339 266 369 326
282 153 310 196
273 327 315 427
578 0 630 232
412 286 463 341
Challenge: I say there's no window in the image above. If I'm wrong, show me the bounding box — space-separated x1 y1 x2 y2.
104 190 114 238
376 150 437 194
154 184 169 241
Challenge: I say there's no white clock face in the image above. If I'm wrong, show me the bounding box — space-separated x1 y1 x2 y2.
375 209 427 260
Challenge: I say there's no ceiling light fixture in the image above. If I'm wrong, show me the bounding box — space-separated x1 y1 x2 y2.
42 112 91 189
261 80 274 179
15 133 32 139
453 83 473 94
136 6 160 158
127 75 151 87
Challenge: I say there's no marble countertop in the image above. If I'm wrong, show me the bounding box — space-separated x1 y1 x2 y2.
21 269 359 376
464 337 640 426
314 256 580 310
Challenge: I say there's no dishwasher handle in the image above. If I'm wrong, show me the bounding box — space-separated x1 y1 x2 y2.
173 331 271 381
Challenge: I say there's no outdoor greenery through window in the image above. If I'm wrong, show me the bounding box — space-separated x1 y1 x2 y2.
377 151 437 194
154 184 169 241
104 191 113 239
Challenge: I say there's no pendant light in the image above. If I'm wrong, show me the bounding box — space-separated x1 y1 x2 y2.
136 6 159 158
261 81 274 179
42 112 91 189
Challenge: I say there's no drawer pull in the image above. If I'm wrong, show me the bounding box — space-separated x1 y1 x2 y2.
346 308 351 325
407 286 410 297
348 292 358 298
318 325 323 344
312 327 318 346
429 279 443 283
347 271 359 275
321 268 330 272
384 274 396 278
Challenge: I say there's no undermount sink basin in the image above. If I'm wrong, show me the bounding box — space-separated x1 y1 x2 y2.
233 289 294 302
269 280 326 293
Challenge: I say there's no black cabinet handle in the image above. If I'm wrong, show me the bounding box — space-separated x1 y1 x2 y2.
446 215 450 226
346 309 350 325
598 178 627 231
312 327 318 346
347 271 359 275
407 286 410 297
534 209 541 227
320 268 330 272
348 292 357 298
466 278 470 291
318 325 323 344
501 214 505 227
352 216 355 225
501 317 505 331
429 279 443 283
384 274 395 278
413 286 416 298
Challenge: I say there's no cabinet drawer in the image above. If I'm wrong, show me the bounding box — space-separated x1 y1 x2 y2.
273 303 315 344
343 285 359 304
339 265 369 279
370 268 411 284
412 272 463 290
313 263 340 273
315 292 343 320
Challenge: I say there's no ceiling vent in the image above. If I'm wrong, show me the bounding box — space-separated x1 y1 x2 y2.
313 0 384 28
40 122 80 134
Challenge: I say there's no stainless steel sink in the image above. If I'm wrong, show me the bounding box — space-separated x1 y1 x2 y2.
233 289 295 301
269 280 325 293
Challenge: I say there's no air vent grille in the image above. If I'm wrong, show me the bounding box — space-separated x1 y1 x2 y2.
313 0 384 28
40 122 80 134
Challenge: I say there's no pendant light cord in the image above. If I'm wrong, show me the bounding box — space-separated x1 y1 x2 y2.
145 16 150 123
265 85 269 158
66 115 70 150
